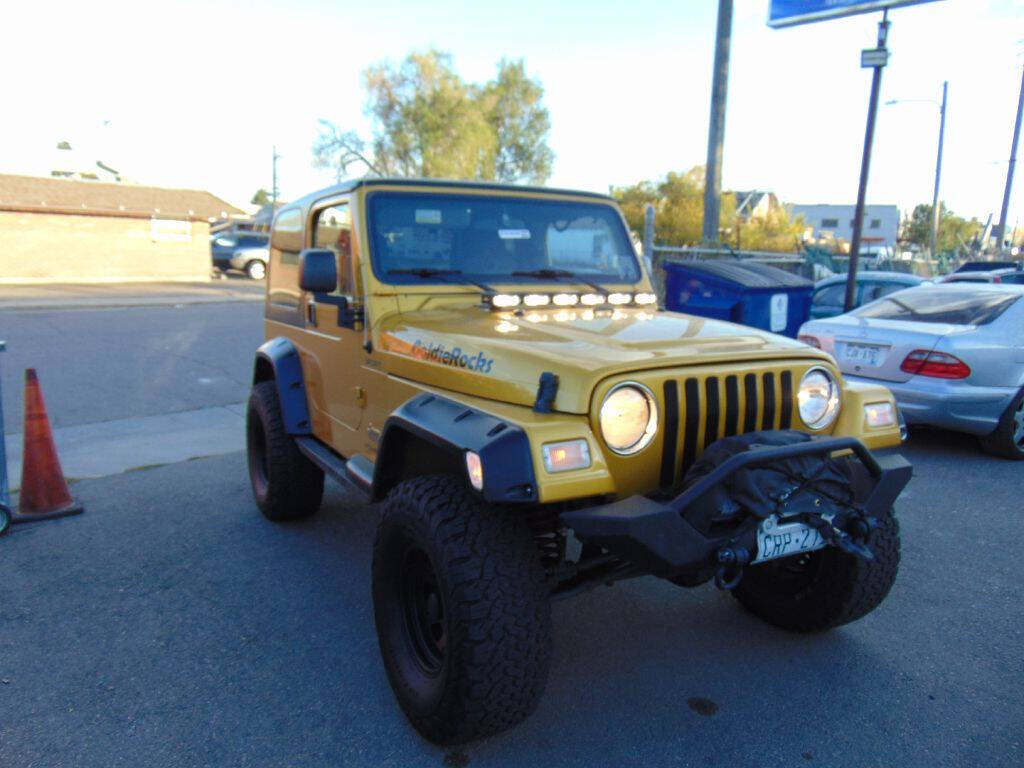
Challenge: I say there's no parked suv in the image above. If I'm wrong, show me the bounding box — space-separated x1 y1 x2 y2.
246 179 910 744
210 231 269 279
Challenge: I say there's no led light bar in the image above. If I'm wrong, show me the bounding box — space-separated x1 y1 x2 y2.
491 294 521 308
485 292 660 310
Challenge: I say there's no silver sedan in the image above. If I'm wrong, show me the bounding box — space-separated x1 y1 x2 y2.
798 283 1024 459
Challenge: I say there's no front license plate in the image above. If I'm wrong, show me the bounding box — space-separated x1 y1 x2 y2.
842 342 885 366
752 519 827 564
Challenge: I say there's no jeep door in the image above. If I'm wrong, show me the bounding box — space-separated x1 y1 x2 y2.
302 199 367 448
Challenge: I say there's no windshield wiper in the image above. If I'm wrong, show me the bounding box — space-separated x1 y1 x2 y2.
510 268 609 295
387 268 496 295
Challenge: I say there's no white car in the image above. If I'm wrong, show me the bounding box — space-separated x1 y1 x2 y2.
799 284 1024 459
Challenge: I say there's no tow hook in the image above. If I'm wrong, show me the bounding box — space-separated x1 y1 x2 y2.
805 512 879 561
714 546 751 591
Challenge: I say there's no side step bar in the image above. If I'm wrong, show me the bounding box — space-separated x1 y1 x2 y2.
294 436 373 499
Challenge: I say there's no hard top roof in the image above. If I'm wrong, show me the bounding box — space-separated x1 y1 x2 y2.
284 177 616 213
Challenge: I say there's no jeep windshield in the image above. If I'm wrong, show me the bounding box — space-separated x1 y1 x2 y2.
368 192 642 287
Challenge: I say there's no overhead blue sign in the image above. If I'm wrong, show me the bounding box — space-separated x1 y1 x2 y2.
768 0 943 29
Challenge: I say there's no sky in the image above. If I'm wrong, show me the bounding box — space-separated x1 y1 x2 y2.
2 0 1022 225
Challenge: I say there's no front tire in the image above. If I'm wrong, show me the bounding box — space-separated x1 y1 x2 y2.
372 475 552 744
979 388 1024 460
246 381 324 521
732 509 901 632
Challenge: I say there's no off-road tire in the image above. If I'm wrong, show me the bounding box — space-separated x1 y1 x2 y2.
731 509 901 632
246 381 323 521
979 388 1024 460
372 474 552 744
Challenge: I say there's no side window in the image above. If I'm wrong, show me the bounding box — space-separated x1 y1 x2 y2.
873 281 906 299
313 203 354 294
861 282 885 303
813 283 845 307
271 208 303 265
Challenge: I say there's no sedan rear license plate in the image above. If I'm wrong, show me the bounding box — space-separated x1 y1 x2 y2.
752 519 827 564
842 342 885 366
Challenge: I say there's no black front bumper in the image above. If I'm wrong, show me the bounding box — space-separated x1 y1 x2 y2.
560 436 912 579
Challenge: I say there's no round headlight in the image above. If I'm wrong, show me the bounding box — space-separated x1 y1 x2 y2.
599 383 658 455
798 367 841 430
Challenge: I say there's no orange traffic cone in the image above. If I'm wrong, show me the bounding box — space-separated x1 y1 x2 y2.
14 369 82 523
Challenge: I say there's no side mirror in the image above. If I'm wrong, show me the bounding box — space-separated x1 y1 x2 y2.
299 248 337 293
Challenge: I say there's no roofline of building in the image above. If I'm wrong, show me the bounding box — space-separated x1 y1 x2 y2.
789 202 900 209
0 204 228 223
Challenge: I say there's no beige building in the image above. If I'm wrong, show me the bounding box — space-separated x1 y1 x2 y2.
0 174 245 283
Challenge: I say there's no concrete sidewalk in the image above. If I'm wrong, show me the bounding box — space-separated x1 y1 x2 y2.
0 279 264 311
3 402 245 491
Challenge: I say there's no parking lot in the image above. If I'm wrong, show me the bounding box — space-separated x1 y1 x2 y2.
0 296 1021 768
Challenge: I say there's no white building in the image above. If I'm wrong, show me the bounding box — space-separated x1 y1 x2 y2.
791 203 900 254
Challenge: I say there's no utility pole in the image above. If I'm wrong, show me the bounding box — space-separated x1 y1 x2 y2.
929 81 948 259
702 0 733 245
272 146 280 207
994 65 1024 252
844 10 890 313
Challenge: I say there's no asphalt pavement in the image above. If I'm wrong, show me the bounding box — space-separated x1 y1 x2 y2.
0 292 1020 767
0 429 1021 768
0 295 262 431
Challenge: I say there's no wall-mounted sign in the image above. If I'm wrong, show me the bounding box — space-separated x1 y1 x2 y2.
768 0 942 29
150 218 192 243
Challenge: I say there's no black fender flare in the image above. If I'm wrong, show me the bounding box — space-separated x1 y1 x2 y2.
374 393 537 504
252 337 312 435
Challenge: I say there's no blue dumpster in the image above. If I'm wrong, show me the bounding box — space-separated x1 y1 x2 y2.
662 260 812 337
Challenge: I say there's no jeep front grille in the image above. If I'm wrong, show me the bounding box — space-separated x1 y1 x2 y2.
658 370 794 489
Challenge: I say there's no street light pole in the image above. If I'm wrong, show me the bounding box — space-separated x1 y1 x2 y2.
702 0 733 245
272 145 280 207
929 81 948 259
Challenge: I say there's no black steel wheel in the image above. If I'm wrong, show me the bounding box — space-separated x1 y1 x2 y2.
372 474 552 744
400 547 447 677
246 381 323 521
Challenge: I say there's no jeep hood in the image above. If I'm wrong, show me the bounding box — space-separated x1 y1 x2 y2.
376 305 825 414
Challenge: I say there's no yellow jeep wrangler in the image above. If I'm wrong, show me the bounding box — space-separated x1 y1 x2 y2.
246 179 910 744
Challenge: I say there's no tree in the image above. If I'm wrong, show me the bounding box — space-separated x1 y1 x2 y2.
901 203 981 255
734 208 805 252
613 167 736 247
314 50 553 183
480 59 554 184
312 124 381 181
614 169 806 252
251 188 272 206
